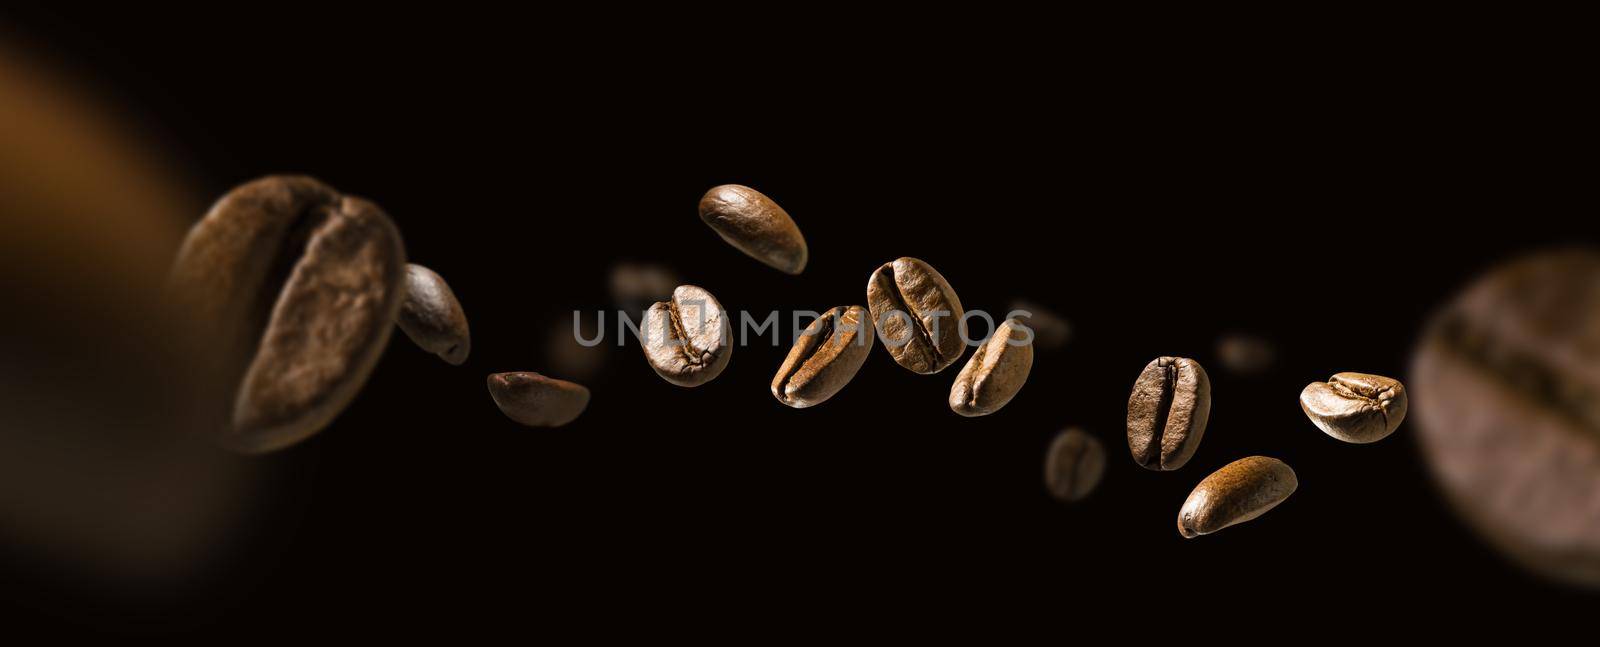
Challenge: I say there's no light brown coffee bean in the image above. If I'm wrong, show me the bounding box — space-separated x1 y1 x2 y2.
1126 357 1211 471
168 175 406 454
1412 248 1600 586
865 257 965 374
641 284 732 387
949 318 1033 417
698 184 807 274
1044 428 1106 503
396 263 470 365
1300 372 1407 443
487 372 590 427
609 262 679 320
771 305 874 408
1178 456 1297 538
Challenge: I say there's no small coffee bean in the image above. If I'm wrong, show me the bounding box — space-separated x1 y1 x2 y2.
1215 333 1275 376
865 257 965 374
698 185 808 274
1044 428 1106 503
1412 248 1600 585
1126 357 1211 471
168 175 406 454
487 372 589 427
771 305 875 408
1008 299 1070 351
949 317 1033 417
1299 372 1407 443
1178 456 1297 538
641 284 732 387
396 263 470 365
609 262 679 321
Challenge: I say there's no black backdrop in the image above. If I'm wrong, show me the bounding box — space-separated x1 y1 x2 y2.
4 5 1597 633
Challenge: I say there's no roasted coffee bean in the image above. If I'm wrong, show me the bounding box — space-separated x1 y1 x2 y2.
641 284 732 387
866 257 965 374
1008 299 1070 351
698 184 808 274
487 372 589 427
1412 248 1600 586
168 175 405 454
1126 357 1211 471
1300 372 1407 443
396 263 470 365
771 305 875 408
547 311 609 382
1178 456 1297 538
609 262 679 320
1044 428 1106 503
1216 333 1275 376
949 318 1033 417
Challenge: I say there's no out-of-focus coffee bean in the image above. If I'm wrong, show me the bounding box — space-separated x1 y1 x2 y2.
1044 428 1106 503
1215 333 1275 376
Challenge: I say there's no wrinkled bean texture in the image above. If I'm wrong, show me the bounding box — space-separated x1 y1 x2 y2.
949 318 1033 416
772 305 875 408
698 184 807 274
1126 357 1211 471
487 372 590 427
168 175 405 454
1178 456 1297 538
1300 372 1407 443
396 263 470 365
866 257 965 374
641 284 732 387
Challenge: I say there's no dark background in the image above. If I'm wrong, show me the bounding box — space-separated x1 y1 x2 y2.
3 5 1596 633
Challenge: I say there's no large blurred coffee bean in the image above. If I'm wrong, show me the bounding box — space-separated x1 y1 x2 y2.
0 44 256 589
1411 248 1600 586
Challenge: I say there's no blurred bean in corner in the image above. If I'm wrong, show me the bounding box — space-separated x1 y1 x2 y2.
0 42 260 598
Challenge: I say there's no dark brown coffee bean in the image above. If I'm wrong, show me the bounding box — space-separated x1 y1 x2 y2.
1412 248 1600 585
949 318 1033 416
1299 372 1407 443
1044 428 1106 503
1215 333 1275 375
1178 456 1297 538
546 312 609 382
487 372 589 427
396 263 470 365
1126 357 1211 471
772 305 875 408
866 257 965 374
641 284 732 387
169 175 406 453
698 184 807 274
1008 299 1070 351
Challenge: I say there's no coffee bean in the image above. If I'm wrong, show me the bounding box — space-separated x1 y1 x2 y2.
866 257 965 374
949 317 1033 416
168 175 406 453
1008 299 1070 351
1126 357 1211 471
1412 248 1600 585
1299 372 1407 443
609 261 679 321
698 184 808 274
396 263 470 365
771 305 875 408
1178 456 1297 538
1216 333 1275 376
1044 428 1106 503
487 372 590 427
641 284 732 387
546 312 609 382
